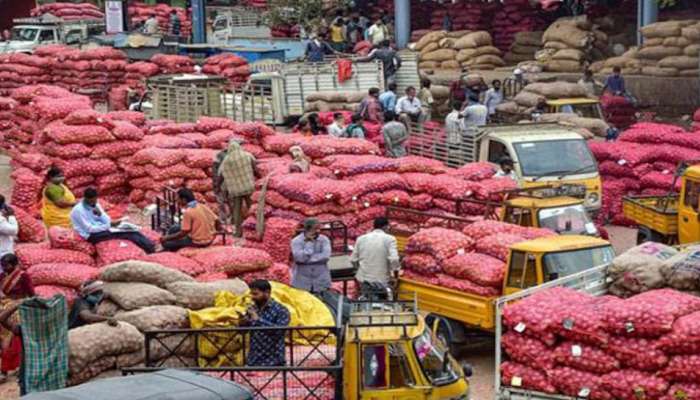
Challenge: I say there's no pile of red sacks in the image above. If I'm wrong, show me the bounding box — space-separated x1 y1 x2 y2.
53 46 129 103
270 25 301 38
0 53 53 96
31 2 104 20
429 1 499 31
128 2 192 37
202 54 251 88
492 0 545 52
501 286 700 400
693 108 700 131
589 122 698 225
601 94 637 129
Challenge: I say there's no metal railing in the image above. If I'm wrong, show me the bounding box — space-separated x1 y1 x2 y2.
223 81 278 124
405 123 487 168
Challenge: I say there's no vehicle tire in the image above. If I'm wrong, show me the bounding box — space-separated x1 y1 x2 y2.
636 227 664 244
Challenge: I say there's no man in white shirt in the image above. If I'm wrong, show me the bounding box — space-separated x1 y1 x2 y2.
395 86 423 129
461 94 488 129
144 14 160 35
494 157 518 181
483 79 504 120
326 112 346 137
0 196 18 259
445 102 464 167
366 18 389 46
351 217 400 298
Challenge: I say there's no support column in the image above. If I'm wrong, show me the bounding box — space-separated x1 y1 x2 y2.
395 0 410 49
191 0 206 44
638 0 658 45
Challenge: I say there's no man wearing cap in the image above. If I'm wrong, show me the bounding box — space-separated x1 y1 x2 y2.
290 219 332 293
68 280 117 329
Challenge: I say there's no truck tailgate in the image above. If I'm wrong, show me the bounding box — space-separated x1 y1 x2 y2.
622 194 678 235
398 278 495 330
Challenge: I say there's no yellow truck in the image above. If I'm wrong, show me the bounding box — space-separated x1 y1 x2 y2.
545 98 605 119
623 162 698 244
398 235 614 349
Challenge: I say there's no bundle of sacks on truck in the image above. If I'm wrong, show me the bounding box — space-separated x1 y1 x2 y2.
402 221 554 296
30 2 104 20
412 30 506 71
500 242 700 400
589 122 700 226
591 19 700 77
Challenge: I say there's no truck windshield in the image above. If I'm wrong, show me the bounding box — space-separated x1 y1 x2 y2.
539 204 596 235
413 329 459 386
560 103 602 119
543 246 615 281
11 27 38 41
513 139 597 178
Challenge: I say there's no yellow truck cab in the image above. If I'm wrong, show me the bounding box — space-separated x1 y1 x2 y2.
398 235 614 348
546 98 605 120
623 162 700 244
478 124 601 214
343 301 470 400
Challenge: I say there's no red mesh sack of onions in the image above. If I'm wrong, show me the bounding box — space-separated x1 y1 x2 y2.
349 173 406 197
476 233 525 261
323 155 398 177
12 152 51 172
437 274 500 296
10 168 43 209
663 383 700 400
395 156 447 174
501 332 555 370
503 287 593 345
500 362 556 394
35 284 77 306
91 141 142 159
606 336 668 371
195 271 228 282
147 164 207 181
261 134 306 154
403 253 440 275
442 253 504 287
657 310 700 354
476 178 519 201
194 246 273 276
148 122 197 135
195 116 237 133
141 134 197 149
402 270 439 285
405 227 473 261
27 263 98 288
602 289 700 337
44 122 114 145
95 240 147 267
16 247 94 268
44 142 93 159
111 120 145 141
255 217 298 263
554 296 612 346
239 262 291 286
660 354 700 383
139 252 207 276
549 367 612 400
132 147 185 167
462 220 525 240
107 111 146 127
601 370 668 400
63 109 114 128
48 226 96 255
183 149 218 169
521 227 556 240
553 342 619 374
14 207 45 243
448 161 496 181
299 136 380 159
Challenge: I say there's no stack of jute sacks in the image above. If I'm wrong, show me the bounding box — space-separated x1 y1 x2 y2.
539 16 609 73
505 31 543 65
304 91 365 113
414 30 505 71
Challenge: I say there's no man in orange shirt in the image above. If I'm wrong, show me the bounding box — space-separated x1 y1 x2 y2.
161 188 220 252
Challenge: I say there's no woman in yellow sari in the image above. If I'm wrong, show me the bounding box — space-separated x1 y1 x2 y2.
40 167 76 228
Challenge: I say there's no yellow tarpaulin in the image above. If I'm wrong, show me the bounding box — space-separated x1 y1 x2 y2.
188 282 335 367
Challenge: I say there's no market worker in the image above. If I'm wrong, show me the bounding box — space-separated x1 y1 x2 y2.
578 69 602 97
70 187 156 253
161 188 219 252
358 87 384 123
379 83 398 113
291 218 332 293
0 254 33 383
461 93 488 129
602 66 631 99
345 114 367 139
68 280 117 329
289 146 311 173
327 112 347 138
169 9 181 36
449 74 470 109
484 79 504 120
359 40 402 85
41 166 76 229
0 195 17 258
305 33 336 63
218 141 257 238
531 97 548 121
366 18 389 46
494 157 517 181
144 14 159 35
351 217 400 298
243 280 290 366
382 111 409 158
418 79 434 122
329 18 347 52
395 86 424 128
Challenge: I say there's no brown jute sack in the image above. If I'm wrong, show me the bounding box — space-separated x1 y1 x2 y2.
438 38 456 49
419 42 439 56
431 85 450 100
568 117 609 137
474 46 502 57
642 66 679 77
543 23 592 49
495 101 526 115
345 91 366 103
551 48 585 62
505 52 535 63
663 36 691 48
640 21 683 38
454 31 492 49
104 282 175 310
636 45 683 60
166 279 248 310
305 92 336 102
440 60 461 69
546 60 583 72
95 299 122 317
684 44 700 57
100 260 193 288
466 63 497 70
682 26 700 42
421 49 457 62
514 31 543 47
114 305 189 332
644 38 664 46
446 30 471 39
415 31 446 51
68 321 144 373
604 56 634 68
524 81 589 99
68 356 117 386
511 43 540 55
514 90 543 108
115 350 144 368
456 49 477 62
465 54 505 67
418 61 440 70
661 246 700 291
543 41 570 50
680 69 699 77
608 242 677 297
658 55 698 70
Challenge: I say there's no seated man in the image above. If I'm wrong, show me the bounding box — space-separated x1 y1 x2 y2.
68 280 117 329
161 188 220 252
395 86 424 129
70 187 155 253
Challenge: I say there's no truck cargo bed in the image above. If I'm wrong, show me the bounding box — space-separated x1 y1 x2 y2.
622 194 678 235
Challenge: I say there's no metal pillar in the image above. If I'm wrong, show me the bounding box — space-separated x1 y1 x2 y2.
394 0 410 49
191 0 206 44
637 0 658 45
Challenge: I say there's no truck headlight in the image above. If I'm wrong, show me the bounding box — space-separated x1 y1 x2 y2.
587 192 600 205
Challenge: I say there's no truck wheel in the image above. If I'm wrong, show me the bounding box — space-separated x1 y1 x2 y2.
637 227 664 244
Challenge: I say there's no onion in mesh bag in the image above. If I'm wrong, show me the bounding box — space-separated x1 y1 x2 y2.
501 332 554 370
553 341 619 374
601 370 668 400
475 233 525 261
27 263 98 289
405 227 473 261
16 247 94 268
193 246 273 276
500 362 556 394
403 253 440 275
95 240 147 267
442 253 504 287
606 336 668 371
657 311 700 355
549 367 612 400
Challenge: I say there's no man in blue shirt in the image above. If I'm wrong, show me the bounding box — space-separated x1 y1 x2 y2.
305 34 337 63
290 218 331 292
243 279 290 367
603 66 626 96
379 82 397 113
70 187 155 253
